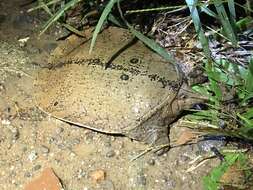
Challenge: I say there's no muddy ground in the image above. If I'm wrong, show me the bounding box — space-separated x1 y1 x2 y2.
0 1 223 189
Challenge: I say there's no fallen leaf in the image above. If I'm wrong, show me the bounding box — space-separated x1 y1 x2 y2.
24 168 62 190
175 130 199 145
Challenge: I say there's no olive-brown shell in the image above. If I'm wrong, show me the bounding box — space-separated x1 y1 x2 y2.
34 27 180 134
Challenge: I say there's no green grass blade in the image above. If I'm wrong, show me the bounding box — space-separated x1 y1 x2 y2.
200 4 218 18
213 0 237 45
127 24 177 65
39 1 53 16
40 0 82 36
185 0 211 59
62 23 86 37
228 0 236 21
203 153 241 190
125 5 187 15
206 61 222 104
27 0 61 13
227 0 237 37
108 13 123 27
89 0 118 53
241 107 253 120
116 0 179 75
246 58 253 92
236 16 253 31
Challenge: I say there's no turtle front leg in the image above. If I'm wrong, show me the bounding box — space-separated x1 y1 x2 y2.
144 125 170 155
127 124 170 155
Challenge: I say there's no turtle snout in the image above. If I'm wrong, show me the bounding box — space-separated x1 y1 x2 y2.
177 94 205 111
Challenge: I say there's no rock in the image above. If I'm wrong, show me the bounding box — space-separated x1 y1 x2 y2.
135 171 147 186
24 168 62 190
28 150 38 162
76 169 86 179
32 165 42 171
99 180 115 190
128 161 147 189
40 145 50 154
197 137 225 153
18 37 29 47
147 158 155 166
55 127 64 134
105 150 115 158
24 171 32 178
90 169 106 183
5 124 19 142
70 138 80 146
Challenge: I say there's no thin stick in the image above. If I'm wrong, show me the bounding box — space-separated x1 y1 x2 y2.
37 105 123 135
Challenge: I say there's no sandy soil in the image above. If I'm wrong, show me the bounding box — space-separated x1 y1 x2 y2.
0 1 222 189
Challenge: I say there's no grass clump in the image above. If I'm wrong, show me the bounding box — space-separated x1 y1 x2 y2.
203 153 253 190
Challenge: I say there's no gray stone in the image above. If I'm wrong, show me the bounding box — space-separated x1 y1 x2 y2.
40 145 50 154
55 127 64 134
28 150 38 162
32 164 41 171
147 158 155 166
105 150 115 158
136 172 147 186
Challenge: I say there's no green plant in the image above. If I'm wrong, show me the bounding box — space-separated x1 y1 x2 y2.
187 57 253 140
183 2 251 133
203 153 253 190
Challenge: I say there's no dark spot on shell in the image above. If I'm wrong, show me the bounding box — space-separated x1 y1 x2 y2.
53 101 58 106
130 58 139 64
120 74 129 80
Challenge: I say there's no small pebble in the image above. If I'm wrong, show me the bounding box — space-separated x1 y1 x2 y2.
0 83 6 93
103 136 112 147
120 74 129 81
99 180 115 190
6 125 19 141
40 145 50 154
164 178 176 189
24 171 32 178
147 158 155 166
70 152 76 157
32 165 41 171
106 150 115 158
70 138 80 146
57 143 65 150
1 119 10 125
90 169 106 182
76 169 86 179
48 137 57 144
28 150 38 162
55 127 64 134
136 172 146 186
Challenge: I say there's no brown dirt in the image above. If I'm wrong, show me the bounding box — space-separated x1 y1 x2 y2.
0 1 222 189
